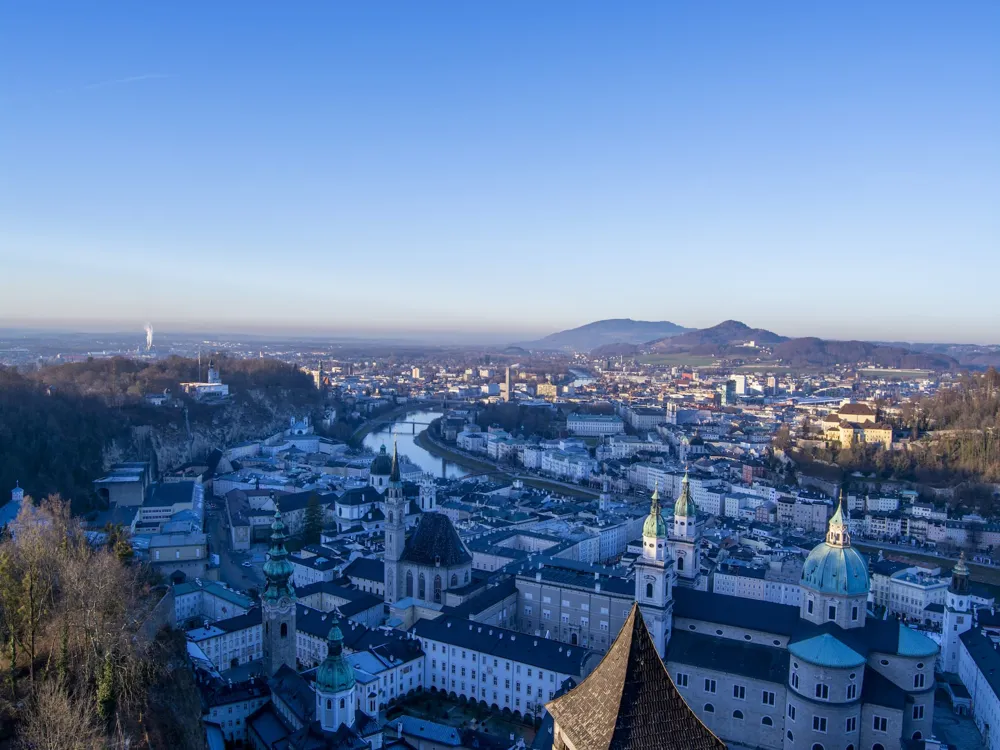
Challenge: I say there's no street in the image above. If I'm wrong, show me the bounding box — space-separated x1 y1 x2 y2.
206 503 265 594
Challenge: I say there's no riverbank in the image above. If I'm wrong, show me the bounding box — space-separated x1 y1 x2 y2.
350 403 430 446
415 426 599 498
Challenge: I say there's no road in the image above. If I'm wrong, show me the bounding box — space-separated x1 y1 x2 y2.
206 503 265 593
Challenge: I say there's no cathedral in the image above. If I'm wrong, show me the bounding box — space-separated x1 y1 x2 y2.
636 482 940 750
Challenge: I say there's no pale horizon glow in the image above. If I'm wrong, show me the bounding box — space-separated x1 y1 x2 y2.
1 3 998 345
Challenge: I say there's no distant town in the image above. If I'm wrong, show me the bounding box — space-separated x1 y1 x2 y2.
2 319 999 750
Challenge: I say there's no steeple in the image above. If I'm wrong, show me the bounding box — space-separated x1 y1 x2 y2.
389 438 401 485
826 490 851 549
642 484 668 540
315 612 357 732
262 509 296 603
673 468 696 519
950 550 970 595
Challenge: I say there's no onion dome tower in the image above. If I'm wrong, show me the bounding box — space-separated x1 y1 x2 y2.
262 509 297 675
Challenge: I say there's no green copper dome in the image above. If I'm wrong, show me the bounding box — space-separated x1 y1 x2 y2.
801 494 869 597
316 616 356 694
674 470 697 519
642 486 668 538
370 445 393 476
262 509 296 603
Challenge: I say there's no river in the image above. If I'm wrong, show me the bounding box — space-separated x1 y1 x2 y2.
362 409 470 479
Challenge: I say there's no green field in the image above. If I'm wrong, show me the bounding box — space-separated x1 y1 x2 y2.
637 353 719 367
858 368 932 379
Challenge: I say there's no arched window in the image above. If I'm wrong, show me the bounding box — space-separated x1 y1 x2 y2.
873 744 885 750
340 698 345 709
406 570 414 598
733 710 744 720
761 716 773 726
433 575 442 603
703 703 714 713
418 573 426 600
811 744 824 750
912 733 922 741
646 582 654 598
677 556 684 572
451 573 458 587
280 623 287 638
388 511 394 523
327 699 332 709
846 746 854 750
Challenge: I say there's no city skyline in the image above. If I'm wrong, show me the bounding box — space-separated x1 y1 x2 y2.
2 2 998 343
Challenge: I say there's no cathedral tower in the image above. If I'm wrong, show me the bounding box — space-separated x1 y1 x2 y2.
669 470 703 590
635 485 673 657
262 509 297 676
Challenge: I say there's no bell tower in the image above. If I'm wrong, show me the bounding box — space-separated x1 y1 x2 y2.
315 614 357 732
635 485 673 657
383 441 407 604
670 470 703 590
942 551 972 673
262 509 297 675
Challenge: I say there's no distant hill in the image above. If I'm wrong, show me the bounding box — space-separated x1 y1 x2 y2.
649 320 787 351
773 338 959 370
590 342 640 358
520 319 690 352
645 320 958 370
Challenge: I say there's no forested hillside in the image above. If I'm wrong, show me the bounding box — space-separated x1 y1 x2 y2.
0 356 322 508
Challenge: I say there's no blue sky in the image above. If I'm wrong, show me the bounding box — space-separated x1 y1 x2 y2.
1 2 998 343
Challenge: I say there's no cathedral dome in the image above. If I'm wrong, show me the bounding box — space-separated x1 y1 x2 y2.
370 445 393 476
673 470 697 519
801 495 869 597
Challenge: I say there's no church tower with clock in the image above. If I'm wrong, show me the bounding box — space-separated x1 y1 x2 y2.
262 509 297 676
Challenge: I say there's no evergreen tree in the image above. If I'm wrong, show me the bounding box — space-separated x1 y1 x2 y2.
96 651 115 722
303 493 324 545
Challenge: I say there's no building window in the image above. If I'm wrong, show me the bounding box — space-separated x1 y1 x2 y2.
812 716 826 733
791 672 799 689
733 685 745 700
807 599 814 614
280 623 287 638
419 574 426 600
676 673 689 688
815 683 829 700
761 716 773 726
873 716 887 733
828 605 836 620
762 690 775 706
327 699 331 709
851 605 859 621
846 717 856 732
704 679 716 694
847 683 857 700
646 582 653 598
733 710 743 720
811 745 824 750
913 705 924 720
433 575 442 603
914 673 925 689
788 705 796 721
703 703 714 713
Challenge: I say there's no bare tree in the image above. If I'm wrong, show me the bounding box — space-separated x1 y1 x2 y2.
16 678 104 750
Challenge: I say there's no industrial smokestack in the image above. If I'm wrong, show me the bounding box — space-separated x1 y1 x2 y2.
144 322 154 351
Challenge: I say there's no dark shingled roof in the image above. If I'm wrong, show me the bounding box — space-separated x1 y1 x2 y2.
402 512 472 567
545 603 725 750
668 630 789 684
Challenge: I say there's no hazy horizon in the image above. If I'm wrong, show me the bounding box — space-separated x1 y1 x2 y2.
2 3 998 343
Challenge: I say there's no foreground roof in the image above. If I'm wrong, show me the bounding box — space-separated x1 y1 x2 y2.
546 603 725 750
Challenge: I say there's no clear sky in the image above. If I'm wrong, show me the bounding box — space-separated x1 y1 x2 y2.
1 2 998 343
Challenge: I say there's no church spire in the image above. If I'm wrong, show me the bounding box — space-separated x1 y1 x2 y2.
389 438 401 484
951 550 970 594
673 468 696 519
826 489 851 549
262 509 296 603
642 483 668 539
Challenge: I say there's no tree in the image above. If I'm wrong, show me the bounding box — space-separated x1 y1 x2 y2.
17 678 104 750
303 493 324 545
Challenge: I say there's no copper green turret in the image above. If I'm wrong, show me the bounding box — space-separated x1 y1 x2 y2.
262 509 296 604
316 614 356 694
673 469 697 519
642 484 668 538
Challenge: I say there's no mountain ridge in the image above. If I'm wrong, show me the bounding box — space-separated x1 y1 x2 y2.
518 318 691 351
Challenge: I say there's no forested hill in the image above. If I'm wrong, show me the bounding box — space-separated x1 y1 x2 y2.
0 356 322 509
